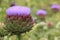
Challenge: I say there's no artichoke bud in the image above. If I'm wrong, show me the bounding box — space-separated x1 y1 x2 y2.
6 6 34 34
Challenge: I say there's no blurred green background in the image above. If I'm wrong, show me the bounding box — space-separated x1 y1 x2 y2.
0 0 60 40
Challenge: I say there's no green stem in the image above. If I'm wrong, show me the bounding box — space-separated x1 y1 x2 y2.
17 34 21 40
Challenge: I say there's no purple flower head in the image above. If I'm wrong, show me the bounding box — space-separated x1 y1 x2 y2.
51 4 59 9
6 6 30 16
36 10 47 16
51 4 59 13
6 6 21 15
18 6 30 16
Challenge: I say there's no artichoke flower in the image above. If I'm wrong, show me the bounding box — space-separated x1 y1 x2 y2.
5 6 34 35
51 3 59 13
36 10 47 22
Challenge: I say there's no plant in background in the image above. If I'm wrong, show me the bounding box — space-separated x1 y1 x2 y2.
5 6 34 40
46 21 54 29
46 21 55 40
35 10 47 23
28 21 49 40
10 2 16 7
56 21 60 29
51 3 59 13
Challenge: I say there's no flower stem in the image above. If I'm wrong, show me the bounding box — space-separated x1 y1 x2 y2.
17 34 21 40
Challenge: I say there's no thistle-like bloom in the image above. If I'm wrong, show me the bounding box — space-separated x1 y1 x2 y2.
36 10 46 16
36 10 47 20
51 4 59 13
6 6 34 34
6 6 21 15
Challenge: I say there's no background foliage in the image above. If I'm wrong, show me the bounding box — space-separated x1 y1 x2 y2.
0 0 60 40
